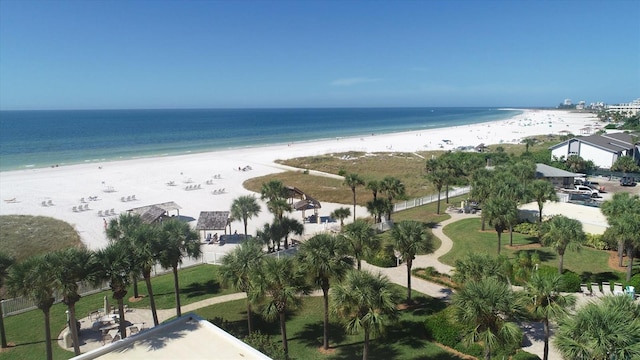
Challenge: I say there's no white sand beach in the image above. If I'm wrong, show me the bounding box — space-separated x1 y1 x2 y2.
0 109 599 251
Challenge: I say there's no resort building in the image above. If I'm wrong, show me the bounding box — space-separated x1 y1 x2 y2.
549 132 640 169
606 98 640 115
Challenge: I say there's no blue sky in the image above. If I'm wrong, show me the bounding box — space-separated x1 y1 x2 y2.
1 0 638 110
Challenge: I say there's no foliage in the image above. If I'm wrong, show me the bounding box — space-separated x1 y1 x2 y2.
454 343 484 358
511 351 541 360
627 273 640 289
539 215 586 274
243 331 287 360
584 233 610 250
611 155 640 173
513 222 540 236
366 243 396 267
536 266 581 293
453 252 510 285
424 310 462 347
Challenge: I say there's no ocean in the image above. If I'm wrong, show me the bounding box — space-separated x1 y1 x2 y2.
0 107 521 171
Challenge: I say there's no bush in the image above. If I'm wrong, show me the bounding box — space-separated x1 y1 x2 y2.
243 331 287 360
560 270 582 293
366 244 396 267
626 273 640 290
584 233 610 250
512 350 542 360
424 311 462 348
513 222 540 236
454 343 483 358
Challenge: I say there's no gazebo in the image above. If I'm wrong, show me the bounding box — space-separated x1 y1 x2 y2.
195 211 231 241
127 201 182 224
285 186 322 223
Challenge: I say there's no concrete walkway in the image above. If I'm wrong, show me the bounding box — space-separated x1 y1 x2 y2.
62 209 559 359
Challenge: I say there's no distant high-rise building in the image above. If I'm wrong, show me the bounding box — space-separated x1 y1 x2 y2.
564 99 572 106
607 98 640 115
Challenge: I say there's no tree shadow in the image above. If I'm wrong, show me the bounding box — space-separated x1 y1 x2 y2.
513 248 556 262
581 271 623 284
329 340 401 360
182 280 221 298
293 321 347 348
409 295 448 315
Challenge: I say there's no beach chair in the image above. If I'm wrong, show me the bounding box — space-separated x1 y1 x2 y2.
126 196 132 201
97 210 103 217
110 208 115 215
73 206 78 212
580 284 591 297
131 195 136 200
121 196 126 202
602 282 613 296
80 197 85 203
614 283 624 296
82 204 88 210
42 201 47 207
591 283 603 297
48 200 53 206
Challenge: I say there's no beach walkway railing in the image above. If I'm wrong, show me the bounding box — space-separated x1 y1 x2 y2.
393 186 471 213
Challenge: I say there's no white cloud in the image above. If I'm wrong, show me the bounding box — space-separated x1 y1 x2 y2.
330 77 381 87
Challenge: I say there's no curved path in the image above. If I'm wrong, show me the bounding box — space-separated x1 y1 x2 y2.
62 210 555 359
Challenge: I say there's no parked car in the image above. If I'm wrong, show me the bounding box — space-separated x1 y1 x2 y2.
620 176 637 187
575 185 599 198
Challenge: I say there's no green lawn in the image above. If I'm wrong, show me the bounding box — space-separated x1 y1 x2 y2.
195 287 464 360
439 217 625 282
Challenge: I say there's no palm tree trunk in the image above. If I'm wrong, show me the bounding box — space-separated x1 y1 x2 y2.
352 189 357 221
558 253 564 274
497 232 502 255
69 304 81 355
509 226 514 246
618 240 624 267
322 285 330 350
144 274 159 326
357 258 362 270
363 328 370 360
543 318 550 360
436 192 441 215
481 215 486 231
132 276 139 298
627 246 635 282
172 266 182 317
484 346 491 360
246 301 253 334
406 259 413 304
445 184 450 203
43 309 53 360
117 299 127 339
279 311 288 357
244 220 248 239
0 305 7 348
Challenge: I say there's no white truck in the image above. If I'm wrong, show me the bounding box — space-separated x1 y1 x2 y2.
574 185 599 198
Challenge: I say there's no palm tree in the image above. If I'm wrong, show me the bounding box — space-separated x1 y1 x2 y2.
380 176 405 221
601 192 640 267
365 198 386 223
297 233 353 350
342 219 378 270
105 213 143 298
49 247 93 355
521 137 537 153
540 215 585 274
157 219 202 317
230 195 261 239
331 270 399 360
529 180 559 223
92 241 133 339
343 173 365 221
453 277 526 360
554 295 640 360
425 167 448 214
605 211 640 281
525 272 576 360
249 256 309 357
218 240 264 334
267 198 292 223
482 195 518 255
470 168 494 231
391 220 433 303
452 252 509 285
132 224 162 326
260 179 288 203
280 217 303 250
6 254 57 360
330 207 351 229
0 252 15 349
366 179 381 200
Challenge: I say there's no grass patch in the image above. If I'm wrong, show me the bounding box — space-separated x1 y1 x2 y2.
439 217 624 281
196 288 464 360
0 215 83 262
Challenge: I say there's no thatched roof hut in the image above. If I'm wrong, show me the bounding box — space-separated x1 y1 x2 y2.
195 211 231 238
127 201 182 224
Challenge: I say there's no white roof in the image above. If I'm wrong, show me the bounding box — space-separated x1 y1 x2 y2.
71 314 271 360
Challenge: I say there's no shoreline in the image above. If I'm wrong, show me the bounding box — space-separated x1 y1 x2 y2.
0 109 599 252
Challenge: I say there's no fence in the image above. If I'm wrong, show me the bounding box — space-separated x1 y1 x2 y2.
393 186 471 213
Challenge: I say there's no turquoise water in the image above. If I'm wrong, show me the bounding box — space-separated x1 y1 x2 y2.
0 107 521 171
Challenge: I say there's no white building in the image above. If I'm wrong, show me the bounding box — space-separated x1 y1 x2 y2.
607 98 640 115
549 132 640 169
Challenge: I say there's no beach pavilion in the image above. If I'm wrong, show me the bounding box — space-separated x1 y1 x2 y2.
127 201 182 224
285 186 322 223
195 211 231 241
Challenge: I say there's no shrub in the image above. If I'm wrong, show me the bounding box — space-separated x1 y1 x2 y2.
424 311 462 348
512 350 542 360
243 331 287 360
626 273 640 290
513 222 540 236
585 233 609 250
366 244 396 267
560 270 582 293
454 343 483 358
